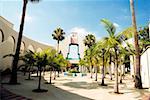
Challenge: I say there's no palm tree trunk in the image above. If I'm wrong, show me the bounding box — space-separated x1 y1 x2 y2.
114 48 119 93
37 70 39 77
95 66 98 81
119 65 123 83
101 50 105 85
109 64 112 80
90 56 93 78
28 67 31 80
53 68 56 80
43 67 45 76
57 40 60 53
130 0 142 89
109 53 112 80
57 70 59 77
24 70 26 76
90 65 93 78
9 0 28 84
49 68 52 84
23 66 27 76
101 67 105 85
38 66 42 90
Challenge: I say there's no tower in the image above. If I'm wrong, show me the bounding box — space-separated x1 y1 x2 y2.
66 32 80 66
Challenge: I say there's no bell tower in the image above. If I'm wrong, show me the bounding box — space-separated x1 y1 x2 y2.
66 32 80 61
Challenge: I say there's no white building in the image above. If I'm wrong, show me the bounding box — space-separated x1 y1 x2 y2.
141 47 150 88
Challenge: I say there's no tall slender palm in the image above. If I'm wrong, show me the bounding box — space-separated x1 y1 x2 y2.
83 34 96 78
129 0 142 89
92 51 100 81
101 48 106 85
108 52 113 80
87 44 100 81
101 18 123 93
10 0 40 84
94 42 108 85
52 27 65 53
118 48 129 83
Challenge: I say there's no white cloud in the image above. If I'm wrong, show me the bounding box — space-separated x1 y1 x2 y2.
69 27 97 37
113 23 119 28
68 27 101 41
18 13 34 23
69 27 88 37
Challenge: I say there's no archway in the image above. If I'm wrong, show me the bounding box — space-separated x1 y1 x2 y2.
20 41 25 54
0 29 4 42
7 36 15 51
36 48 42 53
27 44 35 52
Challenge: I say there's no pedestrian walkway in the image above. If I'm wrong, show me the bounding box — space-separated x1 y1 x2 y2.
0 85 32 100
1 72 150 100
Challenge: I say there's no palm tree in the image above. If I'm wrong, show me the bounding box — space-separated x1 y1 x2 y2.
47 49 56 84
44 49 56 84
9 0 40 84
101 18 123 93
56 53 66 77
119 51 129 83
91 42 100 81
92 53 99 81
52 27 65 53
108 52 113 80
124 26 150 81
129 0 142 89
138 26 150 51
83 34 96 78
22 50 35 80
101 48 106 85
94 42 108 85
83 34 96 48
79 59 86 73
32 52 48 93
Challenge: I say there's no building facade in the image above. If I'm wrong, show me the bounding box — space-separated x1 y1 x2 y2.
0 16 53 71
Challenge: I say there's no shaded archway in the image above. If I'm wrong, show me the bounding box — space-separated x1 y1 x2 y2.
20 41 26 54
7 36 15 51
36 48 42 53
0 29 4 42
27 44 35 52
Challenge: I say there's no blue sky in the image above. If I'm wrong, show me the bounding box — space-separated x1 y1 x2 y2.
0 0 149 46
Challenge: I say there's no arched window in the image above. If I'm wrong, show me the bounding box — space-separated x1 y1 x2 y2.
0 29 4 42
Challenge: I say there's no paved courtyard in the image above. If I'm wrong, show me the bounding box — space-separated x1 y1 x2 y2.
1 72 150 100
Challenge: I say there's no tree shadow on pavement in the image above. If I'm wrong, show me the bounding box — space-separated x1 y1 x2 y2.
2 74 94 100
63 81 99 89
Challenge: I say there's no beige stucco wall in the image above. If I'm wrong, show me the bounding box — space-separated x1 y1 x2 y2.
0 16 53 71
0 39 14 70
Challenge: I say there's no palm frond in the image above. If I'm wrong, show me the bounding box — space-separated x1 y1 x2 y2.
3 54 15 58
101 19 116 36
